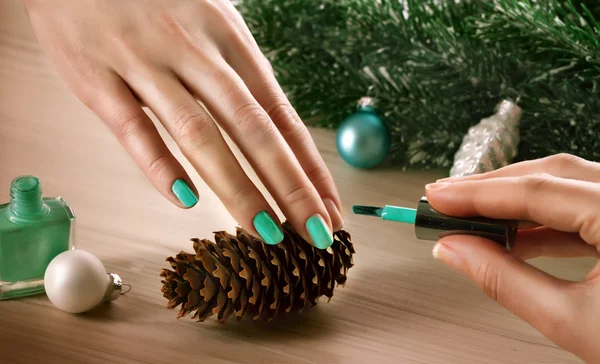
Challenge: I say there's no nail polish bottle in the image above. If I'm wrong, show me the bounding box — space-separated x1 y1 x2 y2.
0 176 75 299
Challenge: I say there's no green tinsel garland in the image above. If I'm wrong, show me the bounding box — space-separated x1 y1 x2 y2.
237 0 600 169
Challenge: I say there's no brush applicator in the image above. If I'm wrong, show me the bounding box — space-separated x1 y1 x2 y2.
353 197 518 249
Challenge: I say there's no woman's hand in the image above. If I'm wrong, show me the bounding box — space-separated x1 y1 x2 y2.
426 153 600 363
24 0 343 248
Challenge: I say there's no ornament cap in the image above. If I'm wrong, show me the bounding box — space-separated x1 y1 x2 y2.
356 96 379 111
104 273 124 302
495 99 522 127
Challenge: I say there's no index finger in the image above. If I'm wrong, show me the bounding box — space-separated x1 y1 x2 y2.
425 174 600 247
438 153 600 183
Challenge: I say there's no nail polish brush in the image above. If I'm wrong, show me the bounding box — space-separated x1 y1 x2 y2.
352 196 518 249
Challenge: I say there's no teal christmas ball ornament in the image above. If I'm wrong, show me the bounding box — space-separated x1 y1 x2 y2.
336 97 391 168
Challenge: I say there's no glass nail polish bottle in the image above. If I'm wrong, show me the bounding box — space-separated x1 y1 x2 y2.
0 176 75 299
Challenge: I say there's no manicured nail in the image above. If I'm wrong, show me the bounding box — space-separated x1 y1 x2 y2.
171 179 198 208
306 214 333 249
432 242 464 273
425 182 450 191
253 211 284 245
323 198 344 231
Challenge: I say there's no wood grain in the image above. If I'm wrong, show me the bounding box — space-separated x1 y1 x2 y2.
0 1 593 363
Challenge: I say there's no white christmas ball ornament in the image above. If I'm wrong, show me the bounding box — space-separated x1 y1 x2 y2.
44 250 122 313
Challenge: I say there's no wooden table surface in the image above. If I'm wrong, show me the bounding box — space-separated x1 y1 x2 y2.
0 1 594 363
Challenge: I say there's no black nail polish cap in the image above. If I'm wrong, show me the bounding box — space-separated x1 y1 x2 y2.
415 197 517 249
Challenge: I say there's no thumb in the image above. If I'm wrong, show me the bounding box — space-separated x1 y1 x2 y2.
433 235 575 342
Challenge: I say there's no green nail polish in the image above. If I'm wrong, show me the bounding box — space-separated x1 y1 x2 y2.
253 211 284 245
306 215 333 249
171 179 198 208
0 176 75 299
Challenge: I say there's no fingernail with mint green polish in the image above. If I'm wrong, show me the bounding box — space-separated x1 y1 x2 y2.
171 179 198 208
253 211 284 245
306 214 333 249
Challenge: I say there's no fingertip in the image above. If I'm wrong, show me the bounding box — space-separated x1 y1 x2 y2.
424 182 455 212
434 235 510 276
431 238 468 274
252 210 284 246
425 182 451 192
171 179 199 208
305 214 333 250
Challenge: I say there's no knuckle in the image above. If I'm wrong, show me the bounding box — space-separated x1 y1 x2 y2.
146 154 172 178
169 106 215 147
155 11 209 63
305 165 333 187
203 0 229 22
268 102 304 138
221 18 245 45
157 12 186 38
548 153 582 170
473 262 501 302
113 109 146 141
205 2 245 43
262 55 274 74
580 210 600 246
267 102 291 123
232 103 262 128
210 67 232 87
109 33 153 79
521 173 554 192
519 173 554 219
227 184 255 206
232 103 277 140
282 183 315 208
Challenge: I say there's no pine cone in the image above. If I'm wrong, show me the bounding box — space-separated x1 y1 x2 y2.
160 222 355 323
